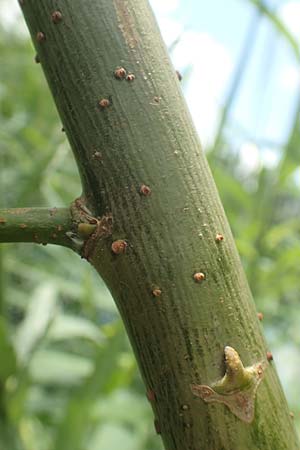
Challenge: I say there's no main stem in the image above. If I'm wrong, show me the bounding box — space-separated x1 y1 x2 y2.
20 1 299 449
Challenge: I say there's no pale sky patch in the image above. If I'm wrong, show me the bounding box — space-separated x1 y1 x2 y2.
0 0 27 35
239 143 281 174
275 344 300 406
150 0 180 15
171 31 232 147
238 142 261 175
278 65 300 92
156 17 183 47
260 147 281 170
292 166 300 188
279 1 300 41
0 1 20 26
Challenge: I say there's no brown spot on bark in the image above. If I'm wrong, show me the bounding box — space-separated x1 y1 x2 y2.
215 233 224 242
154 419 161 434
257 365 263 376
111 239 127 254
152 288 162 297
266 351 273 362
126 73 135 82
98 98 110 108
51 10 62 23
257 312 264 321
193 272 205 282
140 184 151 196
146 390 156 402
36 32 46 42
93 151 102 160
114 67 126 79
176 70 182 81
0 218 6 224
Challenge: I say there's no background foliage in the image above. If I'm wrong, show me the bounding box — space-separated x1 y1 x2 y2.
0 1 300 449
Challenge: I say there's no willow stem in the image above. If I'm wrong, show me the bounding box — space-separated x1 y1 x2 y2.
0 207 74 248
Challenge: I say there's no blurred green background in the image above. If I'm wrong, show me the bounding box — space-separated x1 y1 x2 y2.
0 0 300 449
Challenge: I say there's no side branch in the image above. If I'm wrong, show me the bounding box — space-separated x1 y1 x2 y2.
0 207 74 248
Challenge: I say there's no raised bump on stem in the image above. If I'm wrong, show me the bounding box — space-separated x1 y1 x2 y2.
190 346 266 423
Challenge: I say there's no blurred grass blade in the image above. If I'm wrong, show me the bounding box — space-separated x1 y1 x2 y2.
0 317 17 383
278 94 300 184
14 283 57 364
0 247 4 312
247 0 300 61
212 6 262 155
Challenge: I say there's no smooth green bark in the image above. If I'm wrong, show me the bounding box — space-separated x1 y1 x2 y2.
15 1 300 449
0 207 74 248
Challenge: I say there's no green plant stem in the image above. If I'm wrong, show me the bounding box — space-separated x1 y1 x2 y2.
19 1 300 449
0 207 74 248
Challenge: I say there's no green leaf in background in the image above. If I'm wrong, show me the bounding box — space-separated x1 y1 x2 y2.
246 0 300 61
47 315 104 344
14 283 58 364
29 349 93 387
0 317 17 383
51 325 140 450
